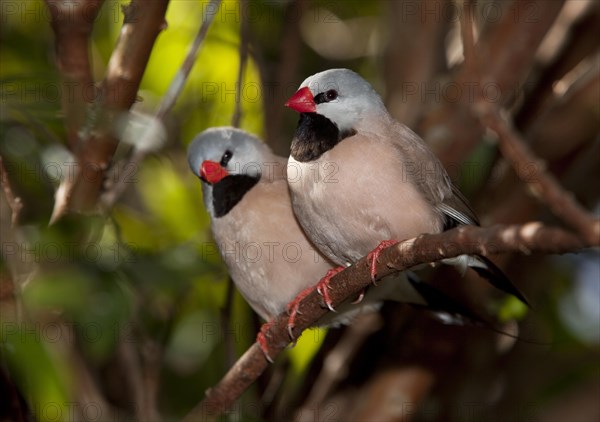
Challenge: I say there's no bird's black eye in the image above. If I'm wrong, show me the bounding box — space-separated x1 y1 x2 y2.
314 89 339 104
220 150 233 167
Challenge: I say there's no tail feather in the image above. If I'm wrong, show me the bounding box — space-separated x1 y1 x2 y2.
406 273 489 326
469 255 531 307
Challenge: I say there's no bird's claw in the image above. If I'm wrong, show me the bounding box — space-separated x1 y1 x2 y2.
285 266 345 339
367 240 399 283
351 289 366 305
257 322 274 363
317 266 344 311
286 282 319 339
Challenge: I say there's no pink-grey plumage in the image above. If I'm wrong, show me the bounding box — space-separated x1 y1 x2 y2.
188 127 338 322
285 69 529 305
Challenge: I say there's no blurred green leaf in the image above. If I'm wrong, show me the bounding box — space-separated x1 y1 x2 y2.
1 323 71 422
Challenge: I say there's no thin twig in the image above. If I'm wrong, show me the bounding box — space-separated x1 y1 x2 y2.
184 222 592 419
101 0 223 210
49 0 171 223
231 0 249 128
220 277 237 368
156 0 222 120
422 0 566 167
296 313 383 415
0 156 23 227
460 0 477 77
477 106 600 245
44 0 105 149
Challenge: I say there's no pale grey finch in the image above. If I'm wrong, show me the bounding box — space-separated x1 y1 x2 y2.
188 127 493 358
284 69 529 313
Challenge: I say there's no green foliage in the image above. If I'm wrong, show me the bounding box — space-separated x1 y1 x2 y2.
1 1 598 421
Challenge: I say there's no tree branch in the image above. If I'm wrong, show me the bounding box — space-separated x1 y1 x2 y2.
420 0 566 166
231 0 249 128
155 0 222 120
100 0 222 210
476 105 600 245
49 0 171 223
184 223 592 419
0 156 23 227
45 0 105 149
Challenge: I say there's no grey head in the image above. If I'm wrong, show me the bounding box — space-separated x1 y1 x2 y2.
298 68 388 132
187 127 273 217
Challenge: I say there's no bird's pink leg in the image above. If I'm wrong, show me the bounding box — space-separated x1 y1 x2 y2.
366 240 399 283
286 266 345 339
256 321 275 363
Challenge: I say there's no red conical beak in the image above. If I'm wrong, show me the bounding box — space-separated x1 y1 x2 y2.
285 86 316 113
200 160 229 184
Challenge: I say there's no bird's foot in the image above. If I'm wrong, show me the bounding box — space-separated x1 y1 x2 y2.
256 321 275 363
366 240 399 283
316 266 345 311
286 285 316 339
286 266 345 339
351 288 366 304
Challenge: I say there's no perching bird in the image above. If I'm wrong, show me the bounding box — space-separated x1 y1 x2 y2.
187 127 334 323
187 127 490 355
284 68 529 310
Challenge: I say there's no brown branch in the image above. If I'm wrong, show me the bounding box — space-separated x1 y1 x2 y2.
0 156 23 227
296 313 383 415
185 222 591 419
50 0 171 223
101 0 222 210
384 0 450 127
476 106 600 245
460 0 477 79
155 0 222 120
348 367 435 421
420 0 566 166
45 0 105 149
100 0 221 209
263 0 308 155
231 0 249 128
515 2 600 129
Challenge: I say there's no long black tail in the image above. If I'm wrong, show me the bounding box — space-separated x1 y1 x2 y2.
469 255 531 307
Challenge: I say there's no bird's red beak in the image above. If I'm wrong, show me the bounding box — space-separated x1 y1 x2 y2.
285 86 316 113
200 160 229 184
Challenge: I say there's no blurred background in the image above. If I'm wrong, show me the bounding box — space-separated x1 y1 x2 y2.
1 0 599 421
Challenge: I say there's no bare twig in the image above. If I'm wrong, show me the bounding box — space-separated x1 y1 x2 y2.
296 313 383 416
45 0 105 149
0 156 23 227
220 277 237 368
263 0 307 155
421 0 566 166
477 106 600 245
383 0 449 126
515 2 600 129
184 222 591 418
49 0 171 223
155 0 222 120
117 335 150 421
231 0 249 128
348 367 435 421
101 0 223 210
460 0 477 76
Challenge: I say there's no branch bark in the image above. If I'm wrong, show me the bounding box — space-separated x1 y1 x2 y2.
184 223 592 419
476 105 600 245
49 0 171 222
45 0 105 149
0 156 23 227
419 0 566 166
101 0 222 209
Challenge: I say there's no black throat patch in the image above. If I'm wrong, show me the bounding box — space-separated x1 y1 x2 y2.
290 113 356 162
212 175 260 218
